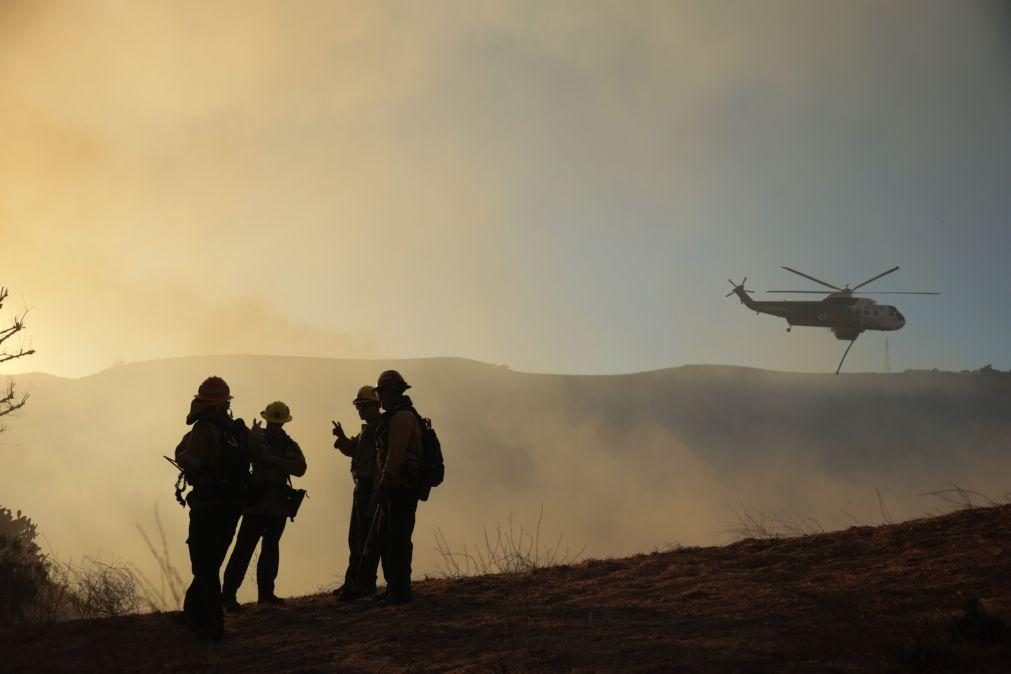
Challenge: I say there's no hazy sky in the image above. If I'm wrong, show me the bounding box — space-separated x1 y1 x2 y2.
2 0 1009 377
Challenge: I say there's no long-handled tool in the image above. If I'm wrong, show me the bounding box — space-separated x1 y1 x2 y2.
351 495 384 593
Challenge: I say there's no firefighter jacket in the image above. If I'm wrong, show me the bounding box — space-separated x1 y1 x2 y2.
245 426 307 517
375 397 422 491
335 422 378 483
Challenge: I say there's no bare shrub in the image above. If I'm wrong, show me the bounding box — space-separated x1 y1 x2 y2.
26 555 143 623
63 558 141 619
433 506 584 578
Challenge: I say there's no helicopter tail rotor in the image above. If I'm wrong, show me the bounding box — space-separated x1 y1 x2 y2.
726 277 748 297
726 278 755 301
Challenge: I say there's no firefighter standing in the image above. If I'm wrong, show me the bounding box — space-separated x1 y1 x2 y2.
332 385 383 600
175 376 250 641
221 400 306 610
373 370 423 606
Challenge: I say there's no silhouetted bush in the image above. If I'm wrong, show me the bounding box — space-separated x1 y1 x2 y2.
0 506 48 621
1 505 141 623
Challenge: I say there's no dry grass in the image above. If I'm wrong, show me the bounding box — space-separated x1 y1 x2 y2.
432 505 585 578
919 482 1011 513
3 504 1009 673
725 502 825 540
131 505 187 612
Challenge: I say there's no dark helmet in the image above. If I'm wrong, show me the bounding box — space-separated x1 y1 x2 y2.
195 376 233 402
375 370 411 393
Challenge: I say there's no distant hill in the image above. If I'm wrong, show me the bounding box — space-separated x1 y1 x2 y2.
4 504 1009 672
2 356 1010 602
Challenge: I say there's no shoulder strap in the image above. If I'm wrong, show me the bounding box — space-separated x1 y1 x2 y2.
192 417 224 441
408 406 432 430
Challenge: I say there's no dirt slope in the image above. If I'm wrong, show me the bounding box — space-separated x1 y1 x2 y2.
4 505 1010 673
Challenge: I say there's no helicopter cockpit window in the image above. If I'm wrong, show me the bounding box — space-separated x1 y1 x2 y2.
888 307 897 316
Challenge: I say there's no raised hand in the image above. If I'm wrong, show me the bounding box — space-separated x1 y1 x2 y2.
332 420 348 441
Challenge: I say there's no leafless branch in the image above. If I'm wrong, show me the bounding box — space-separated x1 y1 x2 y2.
0 285 34 432
0 347 35 364
0 381 29 432
0 307 33 354
1 379 29 409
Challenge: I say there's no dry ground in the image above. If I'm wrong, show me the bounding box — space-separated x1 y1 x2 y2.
3 505 1010 673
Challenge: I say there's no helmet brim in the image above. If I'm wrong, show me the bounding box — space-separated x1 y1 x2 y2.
194 393 233 402
375 383 411 393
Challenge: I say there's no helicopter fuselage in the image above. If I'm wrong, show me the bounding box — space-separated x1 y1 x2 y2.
732 287 905 339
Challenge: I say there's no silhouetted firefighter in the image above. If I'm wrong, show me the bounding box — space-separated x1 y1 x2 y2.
332 385 383 601
173 376 250 641
222 401 307 611
371 370 444 606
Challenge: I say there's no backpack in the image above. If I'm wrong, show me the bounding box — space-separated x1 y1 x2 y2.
169 418 251 507
411 410 444 502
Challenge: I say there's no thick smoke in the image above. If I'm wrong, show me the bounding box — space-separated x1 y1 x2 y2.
3 357 1009 603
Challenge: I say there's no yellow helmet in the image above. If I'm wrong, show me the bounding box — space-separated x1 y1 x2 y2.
260 400 292 424
353 385 379 406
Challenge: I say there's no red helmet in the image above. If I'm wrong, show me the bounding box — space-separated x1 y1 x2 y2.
195 376 233 402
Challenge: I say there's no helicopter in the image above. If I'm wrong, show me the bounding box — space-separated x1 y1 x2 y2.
727 266 940 374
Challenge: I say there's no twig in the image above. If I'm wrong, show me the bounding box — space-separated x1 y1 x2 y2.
876 487 894 524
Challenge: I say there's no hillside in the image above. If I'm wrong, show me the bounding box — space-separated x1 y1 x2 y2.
3 504 1009 672
3 356 1011 603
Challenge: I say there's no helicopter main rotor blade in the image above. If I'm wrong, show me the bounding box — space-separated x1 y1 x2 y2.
850 266 900 291
781 267 841 291
766 289 941 295
851 291 941 295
